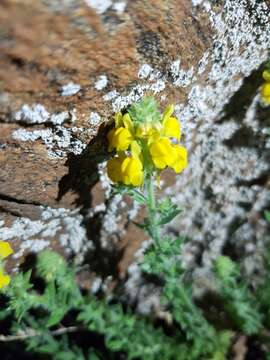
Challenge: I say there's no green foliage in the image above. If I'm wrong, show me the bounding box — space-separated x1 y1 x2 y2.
141 236 183 275
142 237 231 360
265 60 270 72
0 250 186 359
6 271 36 321
25 326 85 360
157 198 182 225
0 244 233 360
133 196 182 240
112 183 147 205
36 250 68 281
78 299 188 360
265 210 270 223
2 247 270 359
257 247 270 328
128 97 162 125
214 256 262 335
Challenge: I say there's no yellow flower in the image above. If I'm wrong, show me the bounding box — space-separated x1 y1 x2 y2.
135 123 159 141
149 137 188 173
0 241 13 259
0 271 10 289
261 82 270 104
131 140 142 159
107 98 188 186
149 137 177 169
121 157 144 186
162 104 174 122
163 117 181 141
114 112 124 128
122 113 134 133
263 70 270 82
170 145 188 173
160 104 181 140
107 156 125 183
107 156 144 186
107 127 133 152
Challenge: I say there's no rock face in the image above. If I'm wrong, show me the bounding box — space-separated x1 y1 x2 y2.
0 0 270 300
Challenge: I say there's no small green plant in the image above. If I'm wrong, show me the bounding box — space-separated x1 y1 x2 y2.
0 96 270 359
214 256 262 335
0 250 187 359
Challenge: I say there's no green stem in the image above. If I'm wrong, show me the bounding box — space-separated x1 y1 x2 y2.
145 173 161 245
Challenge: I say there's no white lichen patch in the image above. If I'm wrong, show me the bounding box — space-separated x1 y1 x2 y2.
104 63 166 112
150 79 166 93
169 89 270 282
103 90 119 102
70 108 77 123
0 206 92 264
112 1 127 15
13 105 70 126
12 128 52 142
169 1 270 274
84 0 112 14
138 64 153 79
111 82 165 112
61 82 81 96
50 111 70 125
89 112 101 126
170 59 194 88
12 125 86 158
91 277 103 294
14 239 50 260
14 104 50 124
96 163 123 248
191 0 204 6
94 75 108 91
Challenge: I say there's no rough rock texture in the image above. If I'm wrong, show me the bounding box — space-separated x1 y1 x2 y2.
0 0 270 309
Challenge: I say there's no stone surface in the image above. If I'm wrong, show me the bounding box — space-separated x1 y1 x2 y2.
0 0 270 305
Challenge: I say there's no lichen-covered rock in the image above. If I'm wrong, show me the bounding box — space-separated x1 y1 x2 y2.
0 0 270 305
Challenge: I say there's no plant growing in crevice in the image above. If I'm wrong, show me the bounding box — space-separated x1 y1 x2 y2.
1 96 270 359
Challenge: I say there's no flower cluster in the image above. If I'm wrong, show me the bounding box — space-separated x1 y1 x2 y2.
107 97 187 187
261 69 270 104
0 241 13 289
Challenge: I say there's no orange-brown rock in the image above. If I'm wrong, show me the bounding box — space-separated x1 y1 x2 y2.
0 0 270 300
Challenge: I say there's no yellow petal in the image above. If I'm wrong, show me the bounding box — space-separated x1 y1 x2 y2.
149 137 176 169
0 241 13 259
115 128 133 151
263 70 270 82
123 113 134 133
163 104 175 122
107 127 133 152
132 172 144 187
131 141 141 159
107 156 124 183
0 272 10 289
121 157 143 186
170 145 188 173
261 83 270 104
115 112 123 128
163 117 181 141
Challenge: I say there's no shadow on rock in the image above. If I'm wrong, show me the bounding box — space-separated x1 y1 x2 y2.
57 123 110 208
219 64 265 123
57 122 127 280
